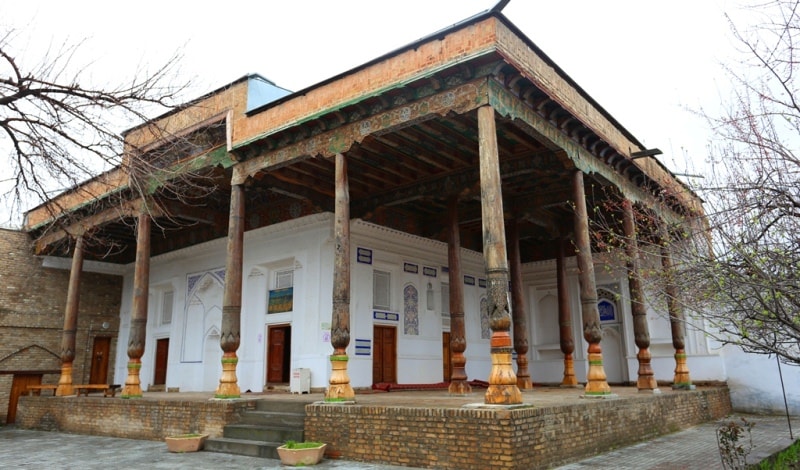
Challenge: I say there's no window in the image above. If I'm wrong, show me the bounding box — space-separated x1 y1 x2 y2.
268 269 294 313
160 290 174 326
373 270 391 310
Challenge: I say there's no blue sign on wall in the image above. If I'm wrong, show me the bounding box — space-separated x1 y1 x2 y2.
598 299 616 322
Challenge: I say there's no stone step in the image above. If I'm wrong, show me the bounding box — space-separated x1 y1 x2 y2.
254 399 311 414
204 437 281 459
238 410 305 427
223 423 304 443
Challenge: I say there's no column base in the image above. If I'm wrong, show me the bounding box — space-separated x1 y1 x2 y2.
215 355 241 399
516 377 534 390
448 380 472 396
673 350 692 389
55 363 74 397
485 333 522 405
121 360 143 398
637 376 659 391
672 383 696 390
326 355 355 402
585 350 612 396
561 355 578 387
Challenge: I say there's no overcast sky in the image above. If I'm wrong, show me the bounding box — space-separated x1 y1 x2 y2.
1 0 743 227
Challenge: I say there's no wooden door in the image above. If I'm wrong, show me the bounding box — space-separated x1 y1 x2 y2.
442 332 452 382
7 374 41 424
89 336 111 384
153 338 169 386
267 325 291 383
372 325 396 384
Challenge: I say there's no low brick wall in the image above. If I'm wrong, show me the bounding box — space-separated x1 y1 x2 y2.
16 396 257 440
304 387 732 470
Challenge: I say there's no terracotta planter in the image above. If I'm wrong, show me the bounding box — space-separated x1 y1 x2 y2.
165 434 208 453
276 443 327 466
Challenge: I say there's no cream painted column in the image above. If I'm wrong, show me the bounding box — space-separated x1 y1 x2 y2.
56 235 84 396
477 105 521 405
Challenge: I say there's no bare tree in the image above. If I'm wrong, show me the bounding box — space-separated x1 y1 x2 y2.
0 28 208 230
587 0 800 366
687 0 800 365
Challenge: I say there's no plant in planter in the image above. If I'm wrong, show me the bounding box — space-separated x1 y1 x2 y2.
164 433 209 453
276 440 327 466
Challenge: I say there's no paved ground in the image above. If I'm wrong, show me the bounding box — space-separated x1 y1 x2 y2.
1 413 794 469
555 414 796 470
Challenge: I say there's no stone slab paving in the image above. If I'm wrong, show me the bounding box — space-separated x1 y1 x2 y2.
0 427 420 469
556 414 797 470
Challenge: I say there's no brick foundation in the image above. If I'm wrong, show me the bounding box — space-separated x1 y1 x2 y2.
304 387 732 469
16 396 257 440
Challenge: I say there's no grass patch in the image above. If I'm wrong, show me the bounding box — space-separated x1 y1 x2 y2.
283 440 325 449
752 439 800 469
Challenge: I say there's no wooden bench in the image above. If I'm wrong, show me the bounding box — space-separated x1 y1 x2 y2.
26 384 58 396
74 384 121 397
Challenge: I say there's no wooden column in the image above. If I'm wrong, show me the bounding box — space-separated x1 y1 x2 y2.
622 200 657 391
661 233 693 389
477 105 521 405
447 196 471 395
122 213 151 398
326 153 355 401
571 171 611 396
216 184 244 398
556 234 578 387
56 235 84 396
508 218 532 390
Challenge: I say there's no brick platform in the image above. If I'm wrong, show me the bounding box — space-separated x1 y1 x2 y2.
15 386 732 469
16 394 257 440
304 387 732 470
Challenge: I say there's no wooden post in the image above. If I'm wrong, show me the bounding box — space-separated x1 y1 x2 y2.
216 184 244 398
661 231 693 389
556 234 578 387
508 218 533 390
571 171 611 396
326 153 355 401
622 200 657 391
56 235 84 396
477 105 521 405
447 196 471 395
122 213 151 398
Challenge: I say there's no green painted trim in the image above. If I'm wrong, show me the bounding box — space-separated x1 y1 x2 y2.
588 360 604 366
675 353 687 359
486 80 688 224
214 394 241 399
220 358 239 364
330 355 349 362
127 363 142 369
324 397 348 402
584 391 612 396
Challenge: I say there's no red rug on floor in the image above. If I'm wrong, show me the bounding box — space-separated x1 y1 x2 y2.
371 380 489 392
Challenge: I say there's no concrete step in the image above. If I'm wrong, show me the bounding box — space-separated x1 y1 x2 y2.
238 410 305 427
204 437 281 459
223 423 304 443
